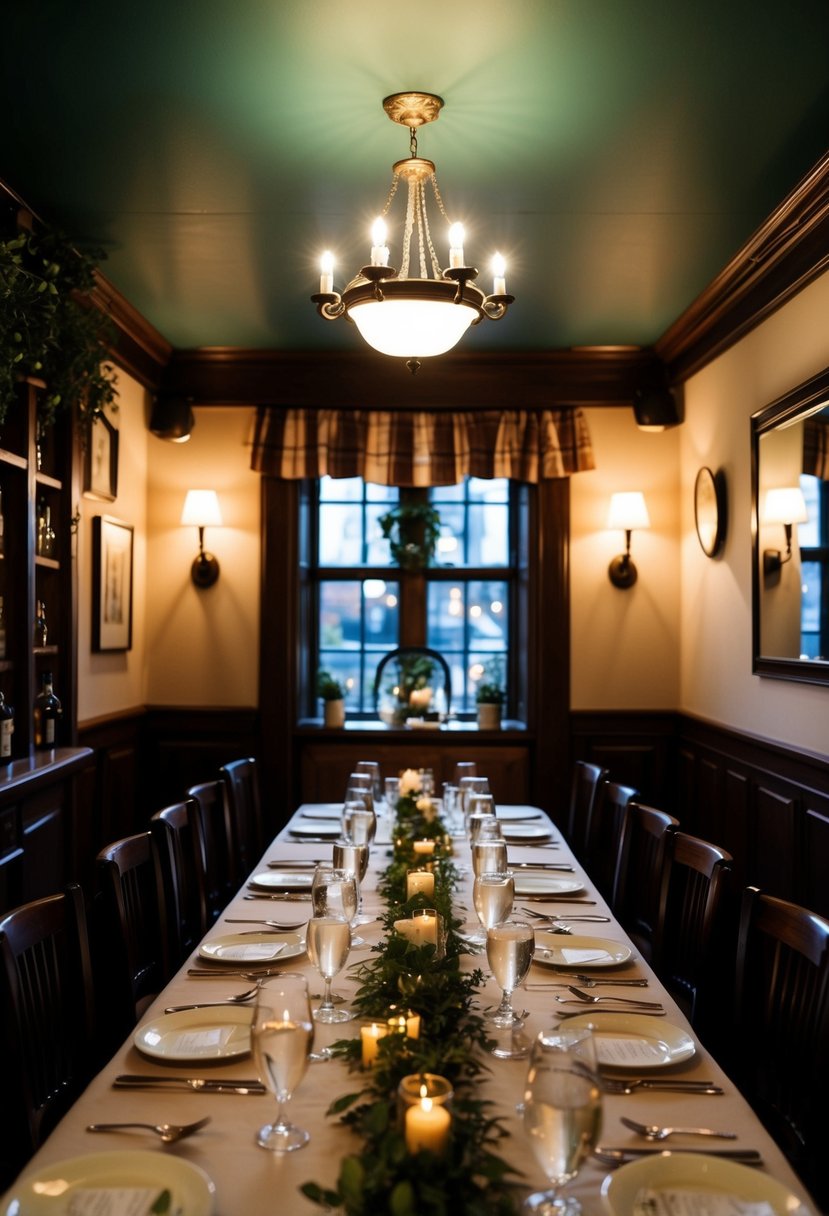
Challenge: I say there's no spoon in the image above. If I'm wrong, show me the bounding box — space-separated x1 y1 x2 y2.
87 1116 212 1144
620 1115 737 1141
165 983 261 1012
558 987 663 1008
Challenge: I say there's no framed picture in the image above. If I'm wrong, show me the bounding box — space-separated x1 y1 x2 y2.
83 412 119 501
92 515 133 652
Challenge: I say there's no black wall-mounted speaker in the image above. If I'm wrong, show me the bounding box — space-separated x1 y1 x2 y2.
633 386 683 430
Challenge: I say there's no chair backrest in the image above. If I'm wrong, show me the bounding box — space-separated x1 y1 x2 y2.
220 756 264 876
652 830 732 1023
613 802 679 955
94 831 168 1038
150 799 208 967
584 780 638 900
733 886 829 1202
0 884 95 1167
565 761 608 856
186 778 238 920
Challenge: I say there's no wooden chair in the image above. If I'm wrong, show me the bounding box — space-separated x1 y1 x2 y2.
563 760 608 856
0 884 95 1181
732 887 829 1204
583 780 638 902
150 800 208 968
186 778 238 921
94 832 168 1047
220 756 265 876
652 831 732 1027
613 802 678 957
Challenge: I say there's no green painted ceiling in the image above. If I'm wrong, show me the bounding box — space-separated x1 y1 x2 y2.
3 1 829 354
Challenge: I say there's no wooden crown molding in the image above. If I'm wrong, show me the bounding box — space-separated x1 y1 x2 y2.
91 269 172 389
657 150 829 382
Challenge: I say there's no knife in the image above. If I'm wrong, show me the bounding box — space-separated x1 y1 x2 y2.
522 897 597 904
244 892 313 901
512 863 575 871
114 1074 266 1094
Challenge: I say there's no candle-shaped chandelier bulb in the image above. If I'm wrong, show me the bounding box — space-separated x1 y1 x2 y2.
448 222 465 268
491 252 507 296
319 251 334 295
370 218 390 266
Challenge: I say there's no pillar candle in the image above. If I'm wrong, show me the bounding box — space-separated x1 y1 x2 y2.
413 839 436 857
387 1008 421 1040
406 870 435 900
411 910 438 946
360 1022 387 1067
405 1095 451 1155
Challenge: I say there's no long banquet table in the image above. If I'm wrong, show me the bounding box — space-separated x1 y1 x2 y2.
2 799 818 1215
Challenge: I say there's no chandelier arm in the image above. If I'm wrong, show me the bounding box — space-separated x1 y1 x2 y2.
481 293 516 320
310 293 346 320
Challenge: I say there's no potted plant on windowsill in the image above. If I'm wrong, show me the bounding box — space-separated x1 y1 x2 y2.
317 669 347 728
378 503 442 570
475 659 505 730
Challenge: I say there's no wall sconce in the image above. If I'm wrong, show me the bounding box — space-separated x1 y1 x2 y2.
181 490 222 588
607 492 650 589
762 486 808 578
150 393 195 442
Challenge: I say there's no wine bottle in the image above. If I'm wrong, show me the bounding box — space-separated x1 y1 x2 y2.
34 600 48 647
0 595 6 660
33 671 61 749
0 691 13 760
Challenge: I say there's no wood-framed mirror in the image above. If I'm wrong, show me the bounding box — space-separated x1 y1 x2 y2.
752 365 829 684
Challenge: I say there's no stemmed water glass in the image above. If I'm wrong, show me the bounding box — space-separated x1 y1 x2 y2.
332 840 371 935
343 803 376 845
306 913 352 1023
251 973 314 1152
469 869 514 945
472 837 508 877
355 760 383 805
485 918 535 1049
522 1027 603 1215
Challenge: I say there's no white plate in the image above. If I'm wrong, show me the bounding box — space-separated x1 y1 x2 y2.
601 1152 812 1216
514 874 585 897
290 820 341 838
534 932 632 969
501 823 553 841
198 931 305 964
297 804 343 819
4 1149 216 1216
249 870 313 892
496 805 544 821
557 1012 695 1069
134 1005 253 1062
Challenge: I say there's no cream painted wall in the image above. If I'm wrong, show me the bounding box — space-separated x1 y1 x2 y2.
680 269 829 755
570 408 681 708
145 406 260 706
77 373 149 721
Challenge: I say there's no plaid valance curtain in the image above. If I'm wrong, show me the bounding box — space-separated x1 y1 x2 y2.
803 416 829 479
250 407 595 485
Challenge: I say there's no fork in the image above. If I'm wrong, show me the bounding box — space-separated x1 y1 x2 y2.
522 908 610 923
87 1116 212 1144
602 1078 724 1095
224 918 306 929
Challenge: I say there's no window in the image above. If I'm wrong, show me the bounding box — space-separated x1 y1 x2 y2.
313 476 515 717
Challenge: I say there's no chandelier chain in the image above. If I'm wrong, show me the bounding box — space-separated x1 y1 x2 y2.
380 174 400 219
409 126 418 158
400 176 416 278
429 174 452 225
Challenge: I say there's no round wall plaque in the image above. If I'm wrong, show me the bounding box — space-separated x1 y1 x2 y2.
694 466 726 557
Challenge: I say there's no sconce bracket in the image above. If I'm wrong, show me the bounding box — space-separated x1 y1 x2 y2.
608 554 638 589
763 549 783 579
191 552 220 589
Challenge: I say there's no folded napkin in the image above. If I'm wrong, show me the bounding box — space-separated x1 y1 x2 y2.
633 1188 775 1216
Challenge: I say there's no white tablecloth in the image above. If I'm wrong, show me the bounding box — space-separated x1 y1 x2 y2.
2 804 817 1215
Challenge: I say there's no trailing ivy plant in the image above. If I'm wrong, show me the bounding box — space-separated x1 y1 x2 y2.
0 222 117 434
378 502 442 569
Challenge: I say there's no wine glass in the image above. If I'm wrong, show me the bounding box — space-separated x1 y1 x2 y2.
469 812 502 845
472 837 508 877
306 914 353 1023
251 973 314 1152
384 776 400 815
469 869 514 945
311 864 358 919
343 804 376 845
522 1027 603 1215
345 772 374 809
454 760 477 787
485 918 534 1031
332 841 371 935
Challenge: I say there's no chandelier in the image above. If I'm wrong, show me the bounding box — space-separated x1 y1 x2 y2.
311 92 514 373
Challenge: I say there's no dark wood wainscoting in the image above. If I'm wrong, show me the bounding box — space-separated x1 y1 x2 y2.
571 709 829 919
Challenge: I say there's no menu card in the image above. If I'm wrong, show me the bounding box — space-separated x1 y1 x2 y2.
633 1189 775 1216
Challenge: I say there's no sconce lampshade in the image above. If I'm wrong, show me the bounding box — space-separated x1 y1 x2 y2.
607 492 651 531
181 489 223 528
762 486 808 526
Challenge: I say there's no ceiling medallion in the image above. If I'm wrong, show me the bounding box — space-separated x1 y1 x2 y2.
311 91 514 373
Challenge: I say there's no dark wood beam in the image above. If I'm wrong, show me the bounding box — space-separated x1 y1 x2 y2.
162 347 662 410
